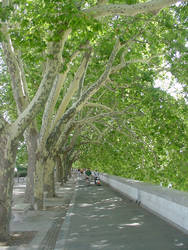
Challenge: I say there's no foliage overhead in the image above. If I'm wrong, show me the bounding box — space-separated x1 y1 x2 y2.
0 0 188 191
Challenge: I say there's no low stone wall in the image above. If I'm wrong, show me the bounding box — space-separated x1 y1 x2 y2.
100 173 188 233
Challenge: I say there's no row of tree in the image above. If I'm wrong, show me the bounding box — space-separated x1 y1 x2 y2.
0 0 187 242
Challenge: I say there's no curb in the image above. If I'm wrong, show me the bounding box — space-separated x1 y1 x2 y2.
54 182 78 250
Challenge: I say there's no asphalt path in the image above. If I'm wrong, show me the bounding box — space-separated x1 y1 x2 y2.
55 178 188 250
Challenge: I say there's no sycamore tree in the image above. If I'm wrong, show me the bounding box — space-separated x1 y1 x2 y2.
0 0 71 240
78 86 187 190
0 0 187 241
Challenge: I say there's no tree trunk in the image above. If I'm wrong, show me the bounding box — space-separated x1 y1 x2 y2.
60 156 66 186
62 155 71 183
61 164 65 186
0 26 71 238
68 165 72 178
24 125 38 203
56 156 62 183
43 157 55 198
33 155 45 210
0 132 18 241
63 163 68 183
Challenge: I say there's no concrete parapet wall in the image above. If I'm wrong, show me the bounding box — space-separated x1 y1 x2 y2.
100 173 188 233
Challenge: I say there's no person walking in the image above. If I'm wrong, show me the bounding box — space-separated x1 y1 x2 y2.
85 168 92 184
93 170 100 184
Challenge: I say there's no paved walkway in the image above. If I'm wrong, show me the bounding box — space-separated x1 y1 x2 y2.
55 178 188 250
2 177 76 250
2 176 188 250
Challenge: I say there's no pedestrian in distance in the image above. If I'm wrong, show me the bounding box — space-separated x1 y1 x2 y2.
85 168 92 184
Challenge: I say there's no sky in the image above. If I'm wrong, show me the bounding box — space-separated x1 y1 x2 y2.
154 71 184 100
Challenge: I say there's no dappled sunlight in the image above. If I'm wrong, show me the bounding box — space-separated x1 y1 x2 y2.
106 204 116 210
60 187 72 190
138 214 145 218
53 217 60 220
13 233 22 237
67 212 75 216
90 239 110 249
91 225 99 230
79 203 93 207
130 215 145 221
78 184 86 188
94 206 106 211
66 237 78 242
118 222 143 229
87 214 108 219
14 184 26 188
175 243 184 247
13 190 25 195
56 179 188 250
101 197 123 203
93 202 122 211
174 239 185 247
109 204 116 207
88 214 98 218
70 232 79 237
99 214 108 218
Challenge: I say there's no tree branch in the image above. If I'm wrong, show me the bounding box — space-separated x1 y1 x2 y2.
46 38 121 150
52 49 92 129
1 23 29 114
84 0 187 18
39 50 80 148
11 29 71 140
75 110 128 125
0 114 9 132
111 54 163 74
85 102 112 112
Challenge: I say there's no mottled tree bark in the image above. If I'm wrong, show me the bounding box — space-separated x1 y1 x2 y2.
85 0 187 18
43 157 55 198
33 154 45 210
0 26 70 239
62 153 72 183
56 156 62 183
24 125 38 203
1 22 39 205
0 131 18 241
60 158 65 186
